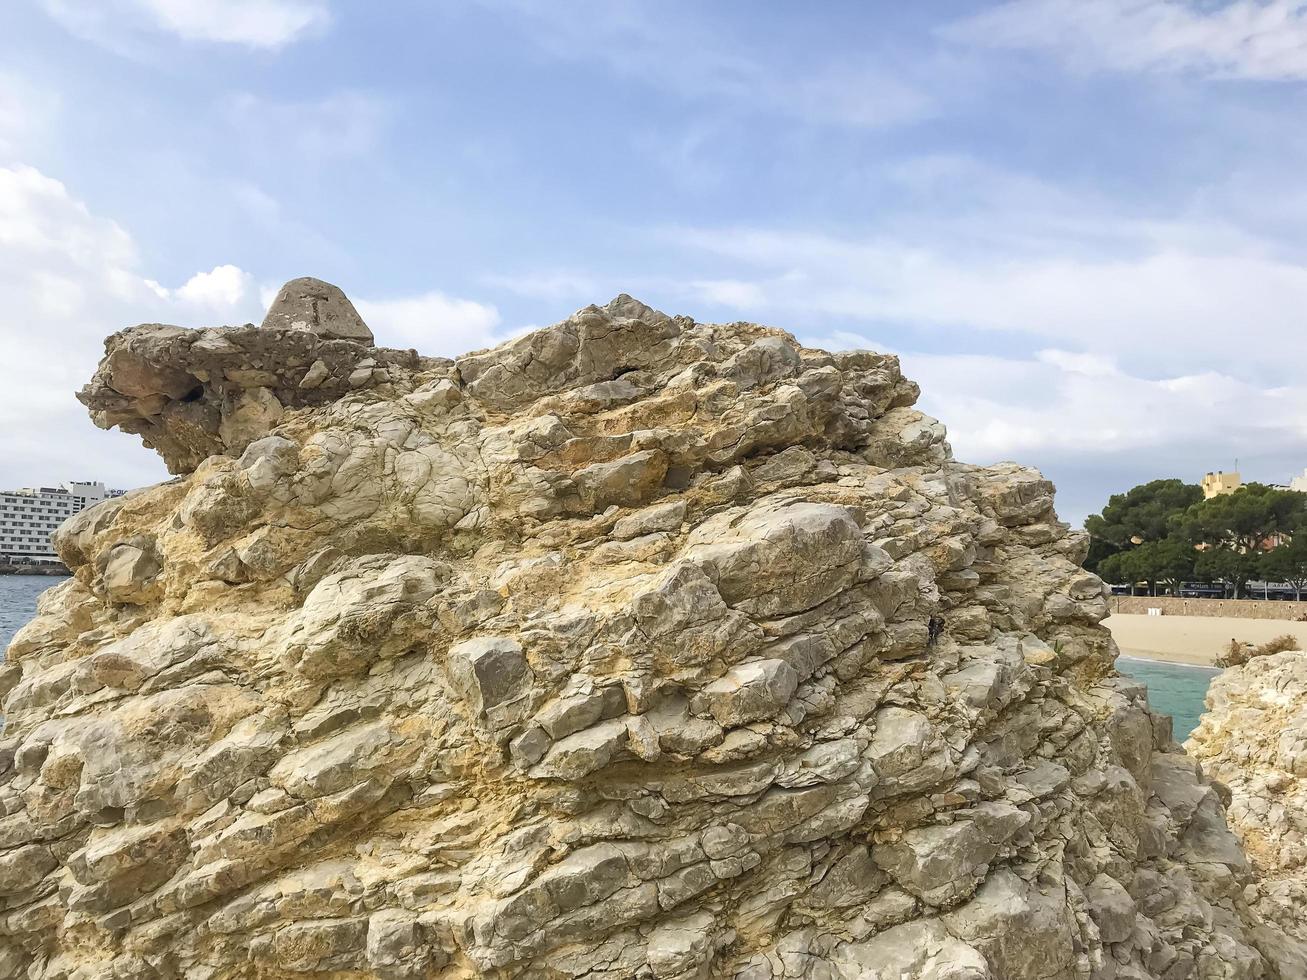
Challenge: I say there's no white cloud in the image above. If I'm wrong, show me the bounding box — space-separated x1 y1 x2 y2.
355 292 504 355
945 0 1307 81
170 264 253 307
674 226 1307 374
0 162 507 492
139 0 328 46
660 153 1307 522
842 342 1307 522
0 164 262 490
900 350 1307 460
1035 349 1119 377
40 0 330 50
689 278 770 310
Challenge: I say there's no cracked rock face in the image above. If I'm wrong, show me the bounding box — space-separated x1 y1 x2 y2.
2 286 1303 978
1188 652 1307 956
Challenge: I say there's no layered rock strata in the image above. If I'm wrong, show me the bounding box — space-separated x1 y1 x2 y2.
0 282 1301 978
1189 652 1307 953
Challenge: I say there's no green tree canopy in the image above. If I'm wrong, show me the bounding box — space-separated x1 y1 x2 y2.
1175 484 1307 597
1083 478 1202 573
1173 483 1306 552
1099 537 1197 596
1259 529 1307 600
1085 479 1203 547
1194 545 1258 599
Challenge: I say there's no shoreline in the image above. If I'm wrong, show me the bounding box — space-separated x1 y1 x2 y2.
1104 613 1307 667
1116 653 1220 672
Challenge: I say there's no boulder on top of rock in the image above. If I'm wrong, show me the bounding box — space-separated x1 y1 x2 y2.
261 277 374 344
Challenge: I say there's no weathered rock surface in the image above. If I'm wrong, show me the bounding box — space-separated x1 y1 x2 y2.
1189 651 1307 960
76 278 419 474
1 285 1301 977
261 277 375 344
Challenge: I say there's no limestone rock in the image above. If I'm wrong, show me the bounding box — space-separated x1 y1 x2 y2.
1084 872 1137 945
447 635 532 723
261 276 374 343
692 659 798 726
75 278 422 473
1188 650 1307 953
2 291 1300 978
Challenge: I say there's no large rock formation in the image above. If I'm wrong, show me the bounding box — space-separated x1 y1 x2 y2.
1189 652 1307 954
1 283 1302 978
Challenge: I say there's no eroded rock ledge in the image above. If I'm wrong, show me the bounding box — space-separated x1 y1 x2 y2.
76 277 428 473
2 282 1302 978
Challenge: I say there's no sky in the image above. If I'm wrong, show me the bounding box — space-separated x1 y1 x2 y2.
2 0 1307 524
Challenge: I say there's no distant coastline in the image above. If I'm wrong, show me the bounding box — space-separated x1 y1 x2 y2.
1117 653 1220 673
0 564 68 577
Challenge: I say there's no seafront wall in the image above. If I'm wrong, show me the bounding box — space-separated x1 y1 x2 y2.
1113 595 1307 620
0 563 67 576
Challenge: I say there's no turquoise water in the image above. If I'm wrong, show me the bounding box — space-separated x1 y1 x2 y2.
1117 655 1220 741
0 576 57 654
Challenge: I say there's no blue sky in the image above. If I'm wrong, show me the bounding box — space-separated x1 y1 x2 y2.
3 0 1307 523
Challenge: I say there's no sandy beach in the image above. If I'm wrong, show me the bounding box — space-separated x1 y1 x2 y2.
1104 613 1307 666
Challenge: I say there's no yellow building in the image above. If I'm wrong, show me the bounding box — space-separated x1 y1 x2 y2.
1201 470 1242 499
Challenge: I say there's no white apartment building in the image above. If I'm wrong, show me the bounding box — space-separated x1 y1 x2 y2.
0 482 122 565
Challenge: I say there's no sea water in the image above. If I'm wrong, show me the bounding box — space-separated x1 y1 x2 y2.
1117 655 1220 741
0 576 58 654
